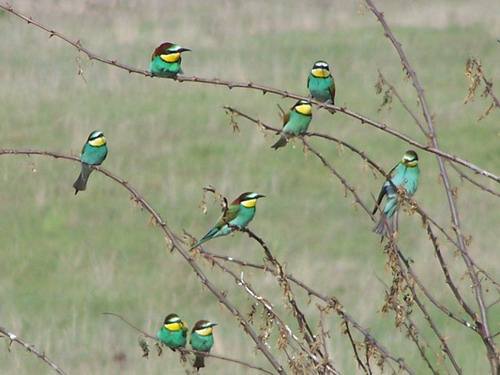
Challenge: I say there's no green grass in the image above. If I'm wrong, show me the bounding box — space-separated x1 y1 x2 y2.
1 1 499 374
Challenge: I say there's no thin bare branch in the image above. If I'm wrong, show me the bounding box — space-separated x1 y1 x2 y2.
198 250 337 375
202 251 416 375
363 1 498 371
449 162 500 198
0 326 68 375
0 149 286 375
343 321 370 375
376 70 428 135
0 3 497 183
102 312 275 375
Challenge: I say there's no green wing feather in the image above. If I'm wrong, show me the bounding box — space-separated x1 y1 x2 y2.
329 82 336 105
372 163 398 214
214 203 240 228
281 110 290 128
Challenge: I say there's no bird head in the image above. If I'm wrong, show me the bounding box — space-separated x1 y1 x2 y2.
87 130 106 147
233 192 265 208
311 61 331 78
163 313 188 332
152 42 191 63
192 320 217 336
292 100 313 116
401 150 418 167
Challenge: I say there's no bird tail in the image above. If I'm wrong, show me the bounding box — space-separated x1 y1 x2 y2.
73 164 92 195
271 135 288 150
193 354 205 370
326 99 336 114
372 211 398 240
190 228 218 250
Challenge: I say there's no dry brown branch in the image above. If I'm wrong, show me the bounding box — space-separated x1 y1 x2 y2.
464 57 500 120
363 1 498 371
102 312 275 375
201 251 417 375
342 321 370 375
221 106 495 374
0 326 68 375
198 250 338 375
0 149 286 375
0 3 498 183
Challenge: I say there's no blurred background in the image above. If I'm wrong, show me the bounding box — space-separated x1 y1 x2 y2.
0 0 498 374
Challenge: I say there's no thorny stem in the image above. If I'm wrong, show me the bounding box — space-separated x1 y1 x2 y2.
225 106 488 333
0 149 287 375
364 1 497 372
343 321 370 375
396 247 463 375
200 188 327 365
448 162 500 198
0 3 498 183
237 227 323 357
102 312 275 375
204 251 417 375
0 326 68 375
196 249 340 375
377 71 499 200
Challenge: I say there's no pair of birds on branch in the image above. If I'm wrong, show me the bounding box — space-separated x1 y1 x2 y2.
156 313 216 371
149 42 334 149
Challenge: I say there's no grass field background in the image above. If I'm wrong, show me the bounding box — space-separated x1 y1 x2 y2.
1 1 498 374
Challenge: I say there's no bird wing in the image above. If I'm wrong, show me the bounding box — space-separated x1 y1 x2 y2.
281 110 290 130
306 74 311 90
372 163 398 214
214 203 240 228
372 184 387 214
329 82 336 104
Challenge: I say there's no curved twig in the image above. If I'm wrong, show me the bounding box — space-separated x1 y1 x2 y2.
0 326 68 375
363 1 497 371
449 162 500 198
0 3 497 183
200 250 417 375
0 149 286 375
102 312 275 375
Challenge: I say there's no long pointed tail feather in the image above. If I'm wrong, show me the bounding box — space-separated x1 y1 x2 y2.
193 354 205 370
271 135 288 150
190 228 219 250
73 164 92 195
372 212 398 240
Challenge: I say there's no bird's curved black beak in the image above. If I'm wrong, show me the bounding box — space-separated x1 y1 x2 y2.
179 47 191 52
256 194 266 199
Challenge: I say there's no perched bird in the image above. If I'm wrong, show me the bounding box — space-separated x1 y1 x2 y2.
149 42 191 78
73 130 108 195
190 320 217 370
372 150 420 238
307 60 335 106
157 313 189 351
190 192 265 249
271 100 312 149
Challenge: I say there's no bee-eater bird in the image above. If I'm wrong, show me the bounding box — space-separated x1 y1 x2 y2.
307 61 335 106
190 192 265 249
271 100 312 149
157 313 189 351
72 130 108 195
372 150 420 238
149 42 191 78
190 320 217 370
